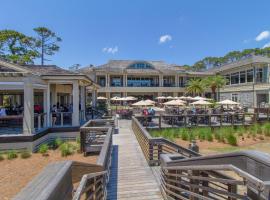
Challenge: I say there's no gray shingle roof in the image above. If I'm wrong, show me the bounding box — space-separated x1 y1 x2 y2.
22 65 78 76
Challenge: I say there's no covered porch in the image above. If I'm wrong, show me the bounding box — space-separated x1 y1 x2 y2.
0 61 98 135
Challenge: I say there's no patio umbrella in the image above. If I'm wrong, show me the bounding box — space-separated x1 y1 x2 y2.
217 99 239 105
97 96 107 100
110 96 122 101
125 96 138 101
156 96 166 100
132 100 154 107
166 96 174 100
193 96 211 101
190 100 213 106
145 99 156 104
163 100 185 106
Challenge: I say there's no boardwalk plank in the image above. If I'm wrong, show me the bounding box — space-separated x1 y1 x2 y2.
107 120 163 200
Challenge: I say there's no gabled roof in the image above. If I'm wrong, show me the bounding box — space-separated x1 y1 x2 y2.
0 59 30 74
22 65 79 76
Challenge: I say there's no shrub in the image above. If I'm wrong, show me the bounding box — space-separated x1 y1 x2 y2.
60 142 75 157
20 151 32 159
181 129 189 141
0 153 4 161
38 144 49 156
226 133 237 146
7 150 18 160
263 123 270 136
206 131 213 142
55 137 63 148
76 136 81 145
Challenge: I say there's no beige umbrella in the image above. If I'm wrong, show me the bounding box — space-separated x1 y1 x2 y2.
193 96 211 101
132 100 154 107
145 99 156 104
125 96 138 101
110 96 122 101
180 96 194 100
97 96 107 100
217 99 239 105
163 100 185 106
166 96 174 100
156 96 166 100
190 100 213 106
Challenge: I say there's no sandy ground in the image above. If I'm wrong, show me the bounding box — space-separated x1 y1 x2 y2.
0 150 97 200
175 135 270 155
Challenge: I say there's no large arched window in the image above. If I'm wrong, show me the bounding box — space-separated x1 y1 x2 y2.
128 62 153 69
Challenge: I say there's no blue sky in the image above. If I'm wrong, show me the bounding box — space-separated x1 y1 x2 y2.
1 0 270 68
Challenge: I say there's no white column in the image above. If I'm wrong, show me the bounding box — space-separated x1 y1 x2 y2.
23 77 34 135
51 84 57 106
92 90 97 107
72 80 80 126
43 89 48 127
175 75 179 87
80 86 86 121
159 75 163 87
46 84 51 127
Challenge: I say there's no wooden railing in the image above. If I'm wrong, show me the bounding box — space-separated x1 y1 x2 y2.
160 152 270 200
132 116 199 165
132 116 270 200
14 118 114 200
135 112 257 129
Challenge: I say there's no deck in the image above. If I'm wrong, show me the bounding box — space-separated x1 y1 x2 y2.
107 120 163 200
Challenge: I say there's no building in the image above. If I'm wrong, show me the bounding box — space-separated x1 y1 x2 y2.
0 59 98 136
81 55 270 108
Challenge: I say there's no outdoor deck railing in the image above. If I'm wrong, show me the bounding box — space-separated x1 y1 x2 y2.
132 116 270 199
14 117 114 200
135 112 257 129
34 113 47 131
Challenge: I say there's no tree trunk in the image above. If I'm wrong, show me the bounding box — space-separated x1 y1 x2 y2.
41 36 44 65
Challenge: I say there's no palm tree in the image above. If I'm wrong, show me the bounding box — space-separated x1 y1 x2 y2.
203 75 226 100
186 78 205 96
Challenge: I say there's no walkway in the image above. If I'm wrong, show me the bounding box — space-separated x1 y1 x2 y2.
107 120 163 200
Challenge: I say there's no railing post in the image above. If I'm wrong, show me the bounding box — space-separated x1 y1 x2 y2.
228 184 237 200
159 115 161 129
44 113 47 128
61 113 64 126
232 114 235 126
242 113 245 125
184 115 187 127
209 114 211 126
220 114 223 127
38 114 41 130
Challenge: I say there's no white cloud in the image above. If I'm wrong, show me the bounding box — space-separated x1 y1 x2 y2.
263 42 270 48
255 31 270 41
159 34 172 44
102 46 118 54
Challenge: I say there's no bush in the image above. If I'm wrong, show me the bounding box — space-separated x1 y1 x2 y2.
76 136 81 145
226 133 237 146
181 129 189 141
38 144 49 156
55 137 63 148
59 142 75 157
263 123 270 136
7 150 18 160
20 151 31 159
206 131 213 142
0 153 4 161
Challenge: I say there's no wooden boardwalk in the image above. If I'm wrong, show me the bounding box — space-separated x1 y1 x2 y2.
107 120 163 200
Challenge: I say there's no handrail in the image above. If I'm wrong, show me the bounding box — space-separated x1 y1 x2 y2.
132 115 270 199
14 117 115 200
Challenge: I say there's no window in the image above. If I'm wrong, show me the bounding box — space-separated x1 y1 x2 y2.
231 72 239 84
256 68 263 82
97 76 106 87
247 69 253 82
111 77 122 87
232 93 239 102
225 74 230 85
240 71 246 83
179 77 185 87
129 62 153 69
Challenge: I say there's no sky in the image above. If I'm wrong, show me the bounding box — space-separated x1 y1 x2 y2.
1 0 270 68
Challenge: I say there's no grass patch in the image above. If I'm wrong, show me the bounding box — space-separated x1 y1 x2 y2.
0 153 4 161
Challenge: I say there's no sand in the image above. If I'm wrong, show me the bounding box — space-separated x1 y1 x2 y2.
0 150 97 200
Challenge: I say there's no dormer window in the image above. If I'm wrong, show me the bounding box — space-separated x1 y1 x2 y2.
128 62 153 69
